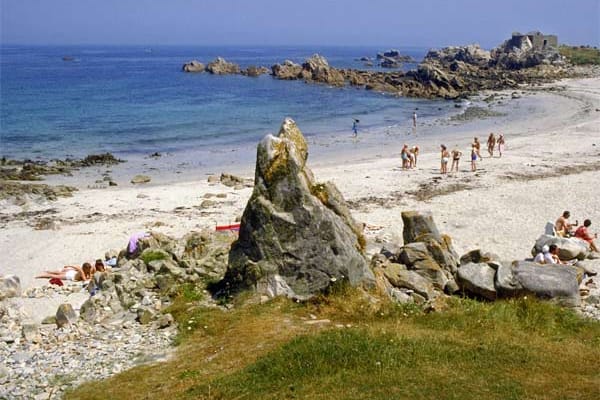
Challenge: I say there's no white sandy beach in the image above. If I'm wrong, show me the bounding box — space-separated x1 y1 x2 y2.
1 76 600 299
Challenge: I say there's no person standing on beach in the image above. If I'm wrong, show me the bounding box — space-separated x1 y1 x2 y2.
450 145 462 172
410 145 419 167
470 145 478 171
440 145 449 174
487 133 496 157
352 119 359 137
412 111 417 131
472 137 482 160
497 134 505 157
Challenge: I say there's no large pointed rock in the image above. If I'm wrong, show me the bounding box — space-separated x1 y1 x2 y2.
224 118 373 299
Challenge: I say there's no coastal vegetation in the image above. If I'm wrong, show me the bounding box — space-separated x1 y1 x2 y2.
65 286 600 400
559 45 600 65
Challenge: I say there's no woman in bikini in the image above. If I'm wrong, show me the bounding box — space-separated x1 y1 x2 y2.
450 145 462 173
487 133 496 157
36 263 93 282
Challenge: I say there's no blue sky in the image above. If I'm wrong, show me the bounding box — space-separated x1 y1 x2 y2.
1 0 599 48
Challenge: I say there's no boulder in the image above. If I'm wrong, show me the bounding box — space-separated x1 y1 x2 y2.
224 118 373 299
424 44 491 67
242 66 269 77
0 275 21 300
131 175 151 184
380 263 436 300
495 261 580 306
182 60 205 72
56 304 78 328
456 262 497 300
401 211 442 244
205 57 241 75
532 234 589 260
460 249 500 265
302 54 345 86
271 60 303 80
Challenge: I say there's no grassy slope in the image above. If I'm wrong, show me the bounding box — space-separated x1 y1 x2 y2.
66 287 600 400
559 45 600 65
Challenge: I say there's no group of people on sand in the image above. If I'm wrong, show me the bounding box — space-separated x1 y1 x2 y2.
555 210 598 252
400 144 419 169
439 133 505 174
36 256 117 283
533 211 599 265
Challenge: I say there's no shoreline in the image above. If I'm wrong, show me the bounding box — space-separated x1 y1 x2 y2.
2 76 600 292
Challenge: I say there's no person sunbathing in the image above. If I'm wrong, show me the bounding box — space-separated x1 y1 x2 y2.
574 219 599 252
36 263 93 282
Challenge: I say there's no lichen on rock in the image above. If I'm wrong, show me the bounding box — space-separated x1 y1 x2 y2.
223 118 373 299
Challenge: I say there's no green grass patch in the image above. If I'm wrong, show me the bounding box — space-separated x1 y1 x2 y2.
559 45 600 65
65 291 600 400
139 249 168 264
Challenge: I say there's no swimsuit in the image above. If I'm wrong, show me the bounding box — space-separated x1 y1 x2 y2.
65 269 76 281
471 153 477 161
442 157 449 164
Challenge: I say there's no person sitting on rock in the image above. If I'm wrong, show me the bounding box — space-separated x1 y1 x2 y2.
36 263 93 282
555 211 577 237
534 244 564 265
574 219 599 252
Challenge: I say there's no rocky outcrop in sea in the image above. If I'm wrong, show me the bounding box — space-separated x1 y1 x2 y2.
183 32 578 99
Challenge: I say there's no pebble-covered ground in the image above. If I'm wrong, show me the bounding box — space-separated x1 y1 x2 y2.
0 284 178 400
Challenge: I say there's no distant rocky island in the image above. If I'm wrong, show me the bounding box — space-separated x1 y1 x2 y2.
182 31 590 99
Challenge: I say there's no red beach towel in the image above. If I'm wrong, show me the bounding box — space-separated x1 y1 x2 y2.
49 278 64 286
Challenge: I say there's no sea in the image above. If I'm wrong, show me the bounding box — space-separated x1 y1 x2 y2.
0 45 464 172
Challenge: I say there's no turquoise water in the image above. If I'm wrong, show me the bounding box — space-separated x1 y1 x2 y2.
0 45 454 161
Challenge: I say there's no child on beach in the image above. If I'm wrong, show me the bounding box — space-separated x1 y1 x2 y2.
497 134 505 157
470 145 477 171
36 263 93 282
450 146 462 172
352 119 359 137
487 133 496 157
440 145 449 174
400 144 410 169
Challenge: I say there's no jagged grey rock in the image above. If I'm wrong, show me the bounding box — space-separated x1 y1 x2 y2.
495 261 580 306
224 118 373 299
457 262 497 300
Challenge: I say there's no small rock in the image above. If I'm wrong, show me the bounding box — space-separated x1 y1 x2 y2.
0 275 22 300
157 313 174 328
56 304 78 328
131 175 151 184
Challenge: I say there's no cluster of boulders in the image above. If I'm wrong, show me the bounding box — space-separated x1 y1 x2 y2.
183 57 268 77
182 32 575 99
0 153 124 202
216 120 600 314
376 49 415 68
0 228 237 398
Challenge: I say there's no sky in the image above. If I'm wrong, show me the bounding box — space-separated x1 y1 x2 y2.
1 0 599 48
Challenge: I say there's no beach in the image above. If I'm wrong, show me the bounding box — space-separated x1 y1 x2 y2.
2 75 600 296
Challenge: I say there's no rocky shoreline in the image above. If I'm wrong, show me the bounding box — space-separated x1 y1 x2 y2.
182 33 596 99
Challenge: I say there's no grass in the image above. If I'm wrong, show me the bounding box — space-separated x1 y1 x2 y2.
140 249 168 264
65 286 600 400
559 45 600 65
